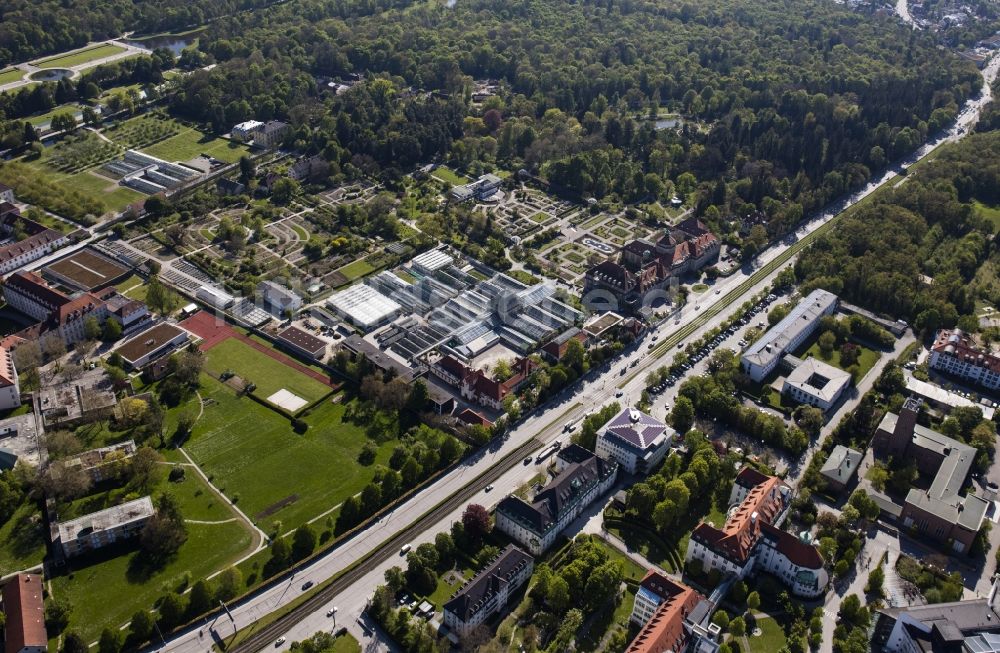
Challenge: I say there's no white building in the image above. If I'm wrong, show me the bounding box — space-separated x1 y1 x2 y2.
781 357 851 412
0 346 20 411
258 280 303 315
740 289 838 382
197 285 236 310
114 323 189 370
685 468 828 598
928 328 1000 391
0 182 14 204
495 445 618 555
410 248 454 276
0 228 69 275
873 583 1000 652
442 545 533 638
596 407 674 475
326 283 401 332
231 120 264 142
55 496 155 558
450 174 502 202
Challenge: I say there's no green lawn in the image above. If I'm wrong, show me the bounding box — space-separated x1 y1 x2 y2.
33 44 126 68
691 283 709 293
748 617 789 653
26 104 86 127
800 340 880 381
336 257 375 281
290 224 309 240
974 200 1000 230
0 68 24 86
184 376 397 531
529 212 548 223
329 634 361 653
431 167 469 185
427 567 474 609
0 502 47 574
202 337 331 404
10 157 144 218
141 127 249 163
50 519 252 644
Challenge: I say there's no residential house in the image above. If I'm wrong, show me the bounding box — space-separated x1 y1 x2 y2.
55 496 155 558
1 574 47 653
254 121 291 148
231 120 264 142
740 289 839 382
929 328 1000 392
819 445 862 494
430 355 537 412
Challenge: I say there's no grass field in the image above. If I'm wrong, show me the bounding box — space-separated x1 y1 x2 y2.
748 617 789 653
290 224 309 240
33 44 126 69
800 339 880 380
336 257 375 281
0 68 25 86
26 104 86 127
12 153 144 217
184 376 397 531
975 200 1000 230
49 468 254 643
141 126 248 163
202 337 331 404
0 503 47 574
431 167 469 185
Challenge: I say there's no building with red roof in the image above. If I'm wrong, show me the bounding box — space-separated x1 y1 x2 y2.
685 467 828 598
929 328 1000 391
2 573 48 653
626 570 721 653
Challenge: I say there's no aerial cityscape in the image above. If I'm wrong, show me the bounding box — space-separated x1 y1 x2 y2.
2 0 1000 653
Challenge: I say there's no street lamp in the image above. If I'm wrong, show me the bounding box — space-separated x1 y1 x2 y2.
331 606 338 630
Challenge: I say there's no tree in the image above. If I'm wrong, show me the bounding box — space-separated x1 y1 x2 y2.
43 337 67 361
12 341 41 370
384 566 405 593
100 317 123 341
157 593 185 629
169 350 204 387
546 576 571 615
291 524 316 560
818 330 837 357
865 565 885 598
129 447 165 492
712 611 730 630
216 567 243 602
462 504 491 539
140 494 187 561
358 441 378 465
128 609 154 643
239 156 256 183
45 597 72 634
83 316 102 341
61 632 87 653
729 616 746 637
747 591 761 612
99 627 123 653
670 396 695 433
187 580 213 618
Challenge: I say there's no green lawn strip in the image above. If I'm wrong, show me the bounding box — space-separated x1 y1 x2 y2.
426 566 474 610
0 502 47 573
290 224 309 240
748 616 789 653
184 376 395 532
336 257 375 281
974 200 1000 230
50 519 252 644
115 273 144 292
430 167 469 185
141 126 248 163
33 44 126 68
25 211 73 234
202 337 330 403
0 68 25 86
328 634 361 653
26 104 86 126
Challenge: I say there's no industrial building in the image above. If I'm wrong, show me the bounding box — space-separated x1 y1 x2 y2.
197 285 236 310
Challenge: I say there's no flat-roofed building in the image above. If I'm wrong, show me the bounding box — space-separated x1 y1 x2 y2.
740 290 838 382
442 545 534 638
596 407 674 475
327 284 402 332
905 375 995 420
258 280 302 316
872 586 1000 652
781 357 850 412
276 325 327 360
1 574 47 653
115 323 189 370
197 285 235 310
55 440 136 484
410 248 454 275
55 496 155 558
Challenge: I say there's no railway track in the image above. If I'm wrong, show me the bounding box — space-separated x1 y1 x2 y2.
230 435 543 653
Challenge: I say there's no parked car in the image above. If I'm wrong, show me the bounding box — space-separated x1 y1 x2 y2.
301 581 314 591
275 638 287 647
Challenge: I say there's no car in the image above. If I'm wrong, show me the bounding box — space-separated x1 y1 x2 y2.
400 544 412 555
715 289 721 294
524 456 534 465
275 638 287 647
648 342 655 349
301 581 314 591
564 421 576 432
485 484 494 492
631 360 639 367
327 608 337 617
615 390 624 397
989 482 999 492
677 342 685 349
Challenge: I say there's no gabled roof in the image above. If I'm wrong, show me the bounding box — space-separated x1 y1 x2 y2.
626 572 702 653
443 545 533 621
0 345 16 388
2 574 47 653
692 474 789 563
4 270 70 309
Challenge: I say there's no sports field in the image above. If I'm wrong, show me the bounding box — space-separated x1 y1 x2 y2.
184 376 397 531
33 44 126 69
203 337 331 404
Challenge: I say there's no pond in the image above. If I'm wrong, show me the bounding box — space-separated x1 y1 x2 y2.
123 30 205 56
29 69 73 82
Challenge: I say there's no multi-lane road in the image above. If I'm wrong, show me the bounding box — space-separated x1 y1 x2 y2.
145 53 1000 653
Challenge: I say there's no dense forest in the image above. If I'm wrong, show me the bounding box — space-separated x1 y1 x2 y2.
795 128 1000 331
163 0 981 238
0 0 276 67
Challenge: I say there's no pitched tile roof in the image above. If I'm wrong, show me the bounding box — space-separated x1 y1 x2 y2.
443 545 533 621
691 475 789 563
2 573 47 653
626 572 702 653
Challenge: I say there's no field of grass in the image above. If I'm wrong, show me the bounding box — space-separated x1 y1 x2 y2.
184 376 397 531
34 44 126 68
974 200 1000 231
0 68 24 86
748 617 789 653
202 337 331 404
26 104 86 127
290 224 309 240
336 257 375 281
51 519 251 644
141 126 249 163
0 503 47 574
7 152 144 218
800 339 880 380
431 167 469 185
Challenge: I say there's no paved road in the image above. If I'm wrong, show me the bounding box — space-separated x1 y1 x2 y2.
143 51 1000 653
0 39 148 93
